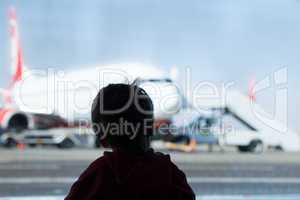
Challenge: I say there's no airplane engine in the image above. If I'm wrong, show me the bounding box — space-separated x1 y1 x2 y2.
0 109 31 132
0 109 68 133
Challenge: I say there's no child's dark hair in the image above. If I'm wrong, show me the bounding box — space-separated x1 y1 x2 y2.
91 84 154 151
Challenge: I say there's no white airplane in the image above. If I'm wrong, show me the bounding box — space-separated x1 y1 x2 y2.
0 7 181 132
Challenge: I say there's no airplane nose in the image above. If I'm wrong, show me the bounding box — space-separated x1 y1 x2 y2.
140 81 181 119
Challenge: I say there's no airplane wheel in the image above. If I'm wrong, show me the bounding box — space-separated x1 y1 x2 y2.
275 145 283 151
28 144 37 148
237 145 250 152
3 138 17 148
57 138 75 149
249 140 264 154
238 140 264 153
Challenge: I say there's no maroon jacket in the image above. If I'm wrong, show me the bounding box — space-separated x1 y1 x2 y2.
65 150 195 200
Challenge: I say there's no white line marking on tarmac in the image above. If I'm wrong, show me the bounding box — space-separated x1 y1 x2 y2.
1 177 300 184
187 177 300 184
0 165 60 170
0 177 76 184
178 165 273 171
0 197 64 200
198 195 300 200
1 195 300 200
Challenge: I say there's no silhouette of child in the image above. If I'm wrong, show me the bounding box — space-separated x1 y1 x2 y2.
65 84 195 200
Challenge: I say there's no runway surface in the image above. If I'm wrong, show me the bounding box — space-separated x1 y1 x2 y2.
1 148 300 199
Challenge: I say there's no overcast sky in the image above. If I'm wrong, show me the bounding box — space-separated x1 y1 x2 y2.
0 0 300 129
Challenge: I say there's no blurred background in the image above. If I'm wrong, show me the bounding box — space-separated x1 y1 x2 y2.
1 1 300 199
0 0 300 129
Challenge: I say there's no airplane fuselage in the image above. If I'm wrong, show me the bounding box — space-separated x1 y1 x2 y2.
12 63 181 122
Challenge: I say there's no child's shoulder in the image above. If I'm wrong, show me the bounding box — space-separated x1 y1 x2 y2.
83 154 109 172
151 151 171 161
145 150 177 168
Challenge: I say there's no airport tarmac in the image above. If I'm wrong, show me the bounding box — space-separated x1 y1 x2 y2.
0 148 300 199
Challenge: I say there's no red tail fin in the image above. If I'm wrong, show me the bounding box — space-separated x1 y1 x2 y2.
0 6 24 106
8 6 23 87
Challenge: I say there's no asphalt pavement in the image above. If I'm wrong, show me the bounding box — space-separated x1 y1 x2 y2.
1 148 300 199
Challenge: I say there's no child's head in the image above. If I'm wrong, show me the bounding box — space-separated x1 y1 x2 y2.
91 84 154 152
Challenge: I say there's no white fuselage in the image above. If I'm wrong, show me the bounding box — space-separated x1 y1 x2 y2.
11 63 181 121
